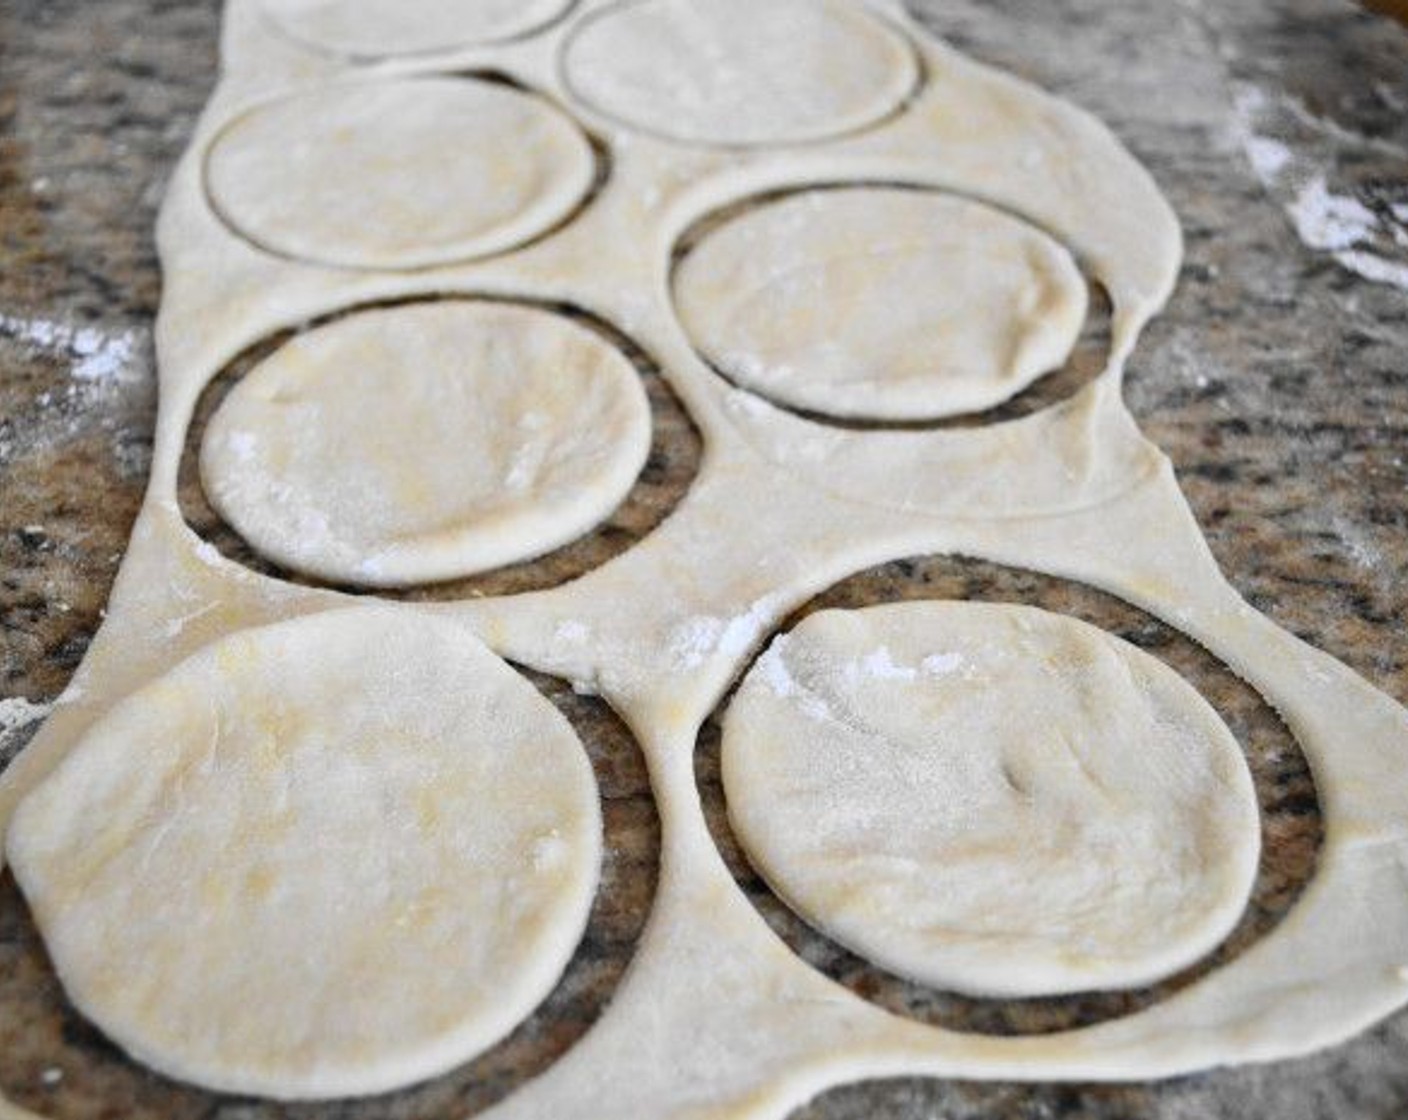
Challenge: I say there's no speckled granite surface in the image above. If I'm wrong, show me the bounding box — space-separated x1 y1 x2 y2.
1 1 1406 1117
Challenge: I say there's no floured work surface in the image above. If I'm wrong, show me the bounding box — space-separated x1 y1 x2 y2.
1 1 1407 1118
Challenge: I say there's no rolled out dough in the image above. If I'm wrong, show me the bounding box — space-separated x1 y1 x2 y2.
676 188 1088 421
6 1 1408 1116
204 76 596 270
6 607 602 1100
260 0 575 58
723 603 1260 998
561 0 919 147
199 301 652 587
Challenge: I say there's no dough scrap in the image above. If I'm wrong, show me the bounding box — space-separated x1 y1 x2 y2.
677 189 1088 421
561 0 919 147
722 603 1260 998
204 76 595 270
200 301 652 587
5 607 601 1099
260 0 574 58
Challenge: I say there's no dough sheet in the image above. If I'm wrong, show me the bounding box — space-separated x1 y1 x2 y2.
4 1 1408 1117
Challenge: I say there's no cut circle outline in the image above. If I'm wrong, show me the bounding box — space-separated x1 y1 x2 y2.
5 606 604 1100
258 0 578 62
672 185 1091 423
720 599 1261 999
178 294 704 600
558 0 925 150
692 555 1325 1046
196 298 655 589
202 74 601 272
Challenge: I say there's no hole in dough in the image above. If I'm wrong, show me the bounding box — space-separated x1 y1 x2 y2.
674 187 1089 422
789 1076 1147 1119
0 663 659 1117
197 300 653 589
560 0 921 147
260 0 575 60
203 76 597 270
3 608 603 1099
179 297 702 600
699 557 1320 1033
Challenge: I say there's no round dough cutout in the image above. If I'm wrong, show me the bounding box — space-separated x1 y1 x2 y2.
261 0 574 59
205 77 596 270
199 301 652 587
676 189 1089 421
5 607 602 1099
722 602 1260 998
561 0 919 147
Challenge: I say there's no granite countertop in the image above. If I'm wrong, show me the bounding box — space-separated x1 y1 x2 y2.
2 1 1407 1117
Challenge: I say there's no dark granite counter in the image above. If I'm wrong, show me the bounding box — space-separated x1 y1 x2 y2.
1 0 1406 1117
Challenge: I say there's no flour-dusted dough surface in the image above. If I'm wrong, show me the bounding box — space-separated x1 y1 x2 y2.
6 1 1408 1117
676 189 1088 420
204 76 595 270
561 0 919 146
200 301 652 587
5 607 601 1100
723 603 1260 998
260 0 574 58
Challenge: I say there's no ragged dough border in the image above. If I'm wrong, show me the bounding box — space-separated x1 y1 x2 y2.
3 1 1407 1117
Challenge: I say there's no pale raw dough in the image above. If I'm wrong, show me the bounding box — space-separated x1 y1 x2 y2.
199 301 651 587
561 0 919 146
261 0 574 58
4 1 1408 1117
676 189 1088 420
5 607 601 1100
204 76 595 270
723 603 1259 997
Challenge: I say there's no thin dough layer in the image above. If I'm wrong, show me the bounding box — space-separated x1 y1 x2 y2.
677 189 1089 421
5 607 602 1099
260 0 574 58
200 301 652 587
722 603 1260 998
8 0 1406 1114
205 77 595 270
562 0 919 147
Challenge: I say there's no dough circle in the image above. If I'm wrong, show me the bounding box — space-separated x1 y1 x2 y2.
561 0 919 147
199 301 652 587
5 607 602 1099
676 189 1089 421
261 0 574 59
205 76 596 270
722 602 1260 998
